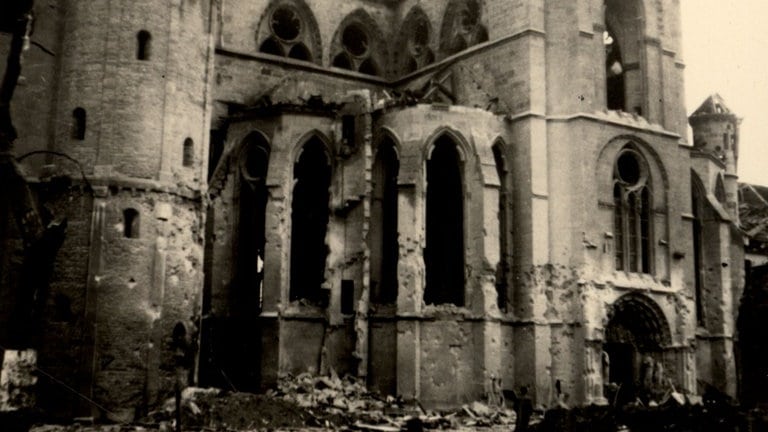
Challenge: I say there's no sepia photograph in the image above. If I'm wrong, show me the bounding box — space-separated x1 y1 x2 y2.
0 0 766 430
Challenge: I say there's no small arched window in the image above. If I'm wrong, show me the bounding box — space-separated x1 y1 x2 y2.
183 138 194 167
137 30 151 60
613 148 652 273
72 107 86 140
124 208 140 238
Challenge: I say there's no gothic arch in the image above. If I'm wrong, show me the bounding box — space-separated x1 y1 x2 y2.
424 126 471 162
330 9 388 77
605 293 672 350
397 6 436 75
596 135 669 205
374 127 402 160
256 0 322 64
292 129 334 165
439 0 488 58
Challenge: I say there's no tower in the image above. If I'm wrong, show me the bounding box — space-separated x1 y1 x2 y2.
689 94 741 218
42 0 215 419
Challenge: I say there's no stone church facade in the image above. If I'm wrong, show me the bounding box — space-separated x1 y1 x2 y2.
0 0 744 420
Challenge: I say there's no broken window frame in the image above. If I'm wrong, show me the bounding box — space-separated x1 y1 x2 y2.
370 136 400 305
289 137 332 305
612 147 653 274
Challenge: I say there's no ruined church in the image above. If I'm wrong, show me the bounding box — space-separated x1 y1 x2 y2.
0 0 745 420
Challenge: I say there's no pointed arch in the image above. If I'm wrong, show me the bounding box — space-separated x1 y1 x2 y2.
424 126 471 162
289 135 332 304
256 0 322 64
439 0 488 57
292 129 334 166
424 133 465 306
397 6 435 75
331 9 388 77
606 293 672 349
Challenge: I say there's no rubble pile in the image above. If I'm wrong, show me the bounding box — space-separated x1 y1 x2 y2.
271 372 518 430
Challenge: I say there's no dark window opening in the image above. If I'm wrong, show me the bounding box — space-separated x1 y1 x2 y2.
691 180 705 326
614 184 624 270
333 53 353 70
290 138 331 303
358 58 380 76
260 37 285 56
72 107 86 140
439 0 487 56
605 29 625 111
424 136 465 306
617 151 640 184
370 139 399 304
183 138 194 167
288 43 312 61
271 6 301 41
342 23 369 57
493 144 509 311
715 177 726 203
341 280 354 314
236 134 270 315
640 187 651 273
124 208 140 238
137 30 151 60
208 129 226 180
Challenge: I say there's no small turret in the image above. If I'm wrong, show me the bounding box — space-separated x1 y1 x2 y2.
689 94 742 218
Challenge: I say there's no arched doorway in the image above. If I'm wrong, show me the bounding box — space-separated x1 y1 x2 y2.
604 293 671 404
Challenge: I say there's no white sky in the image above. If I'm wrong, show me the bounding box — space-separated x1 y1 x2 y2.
682 0 768 185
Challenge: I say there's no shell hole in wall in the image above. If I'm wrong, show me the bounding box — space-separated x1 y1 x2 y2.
137 30 152 60
72 107 86 140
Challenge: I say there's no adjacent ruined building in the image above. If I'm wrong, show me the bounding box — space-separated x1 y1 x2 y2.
0 0 749 420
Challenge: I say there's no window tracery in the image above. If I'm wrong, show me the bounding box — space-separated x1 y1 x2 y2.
613 147 652 273
258 2 319 63
331 13 385 77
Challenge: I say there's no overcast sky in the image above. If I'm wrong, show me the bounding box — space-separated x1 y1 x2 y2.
681 0 768 185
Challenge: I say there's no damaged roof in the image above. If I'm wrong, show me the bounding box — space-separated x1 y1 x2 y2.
740 183 768 251
690 93 735 118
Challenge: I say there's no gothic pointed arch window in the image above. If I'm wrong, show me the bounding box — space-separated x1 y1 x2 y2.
331 10 386 77
257 1 321 64
290 137 331 304
613 147 652 273
398 7 435 75
370 136 399 304
237 132 271 313
439 0 488 57
424 135 465 306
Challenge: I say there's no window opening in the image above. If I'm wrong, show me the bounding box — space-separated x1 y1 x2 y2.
370 138 399 304
332 53 353 70
290 138 331 303
258 4 316 63
237 134 270 314
341 280 354 314
439 0 488 56
400 9 434 75
342 23 369 57
124 208 140 238
613 148 652 274
424 136 465 306
137 30 151 60
183 138 194 167
493 144 509 311
72 107 86 140
604 28 625 111
691 180 705 326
